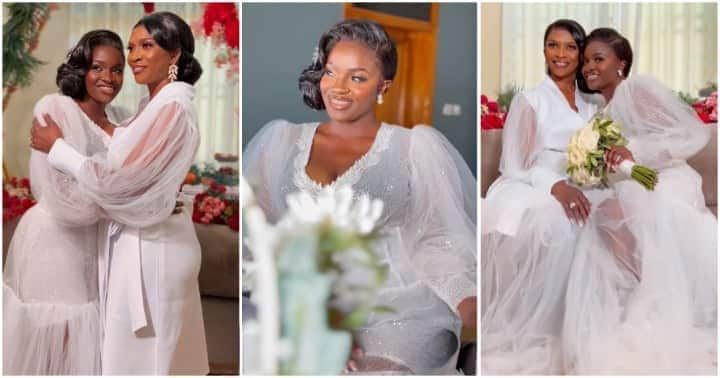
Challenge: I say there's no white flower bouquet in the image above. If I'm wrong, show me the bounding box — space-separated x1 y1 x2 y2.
566 114 658 190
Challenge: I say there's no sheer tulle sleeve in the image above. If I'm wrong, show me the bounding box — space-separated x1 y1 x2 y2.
499 93 565 194
30 95 100 226
48 99 199 228
242 119 299 223
404 126 477 313
609 75 710 169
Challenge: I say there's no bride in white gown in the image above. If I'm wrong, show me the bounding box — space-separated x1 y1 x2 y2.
3 30 130 374
482 21 716 374
29 13 209 374
244 20 477 374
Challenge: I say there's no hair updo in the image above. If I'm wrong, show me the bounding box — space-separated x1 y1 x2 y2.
298 19 398 110
56 29 124 99
135 11 203 84
585 27 633 78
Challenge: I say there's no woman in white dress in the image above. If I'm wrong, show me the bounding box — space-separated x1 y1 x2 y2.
4 30 130 374
30 12 209 375
244 20 477 374
482 20 716 374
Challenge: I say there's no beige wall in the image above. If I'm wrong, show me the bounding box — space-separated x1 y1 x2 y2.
481 3 502 99
4 4 70 178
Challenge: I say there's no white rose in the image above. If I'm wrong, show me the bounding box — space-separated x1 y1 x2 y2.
570 167 592 186
576 126 600 152
567 146 586 167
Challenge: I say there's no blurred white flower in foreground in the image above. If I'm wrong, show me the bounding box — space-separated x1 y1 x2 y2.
242 180 388 375
281 185 383 235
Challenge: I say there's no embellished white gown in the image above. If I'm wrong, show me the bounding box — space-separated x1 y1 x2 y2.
3 94 128 374
482 76 717 374
45 82 208 375
243 120 477 374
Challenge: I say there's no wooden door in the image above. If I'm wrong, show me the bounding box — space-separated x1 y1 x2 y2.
344 4 439 127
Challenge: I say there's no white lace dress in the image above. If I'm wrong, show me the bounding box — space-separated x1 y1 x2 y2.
243 120 477 374
3 94 128 374
482 76 717 374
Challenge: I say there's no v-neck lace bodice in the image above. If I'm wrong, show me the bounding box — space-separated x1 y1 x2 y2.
293 122 393 195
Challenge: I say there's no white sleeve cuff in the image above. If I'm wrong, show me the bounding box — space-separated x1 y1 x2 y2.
530 166 565 195
47 138 86 178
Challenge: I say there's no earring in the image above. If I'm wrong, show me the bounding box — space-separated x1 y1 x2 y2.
377 93 383 105
168 64 178 82
617 69 623 78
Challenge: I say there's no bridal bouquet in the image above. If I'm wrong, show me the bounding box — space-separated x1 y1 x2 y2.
566 114 658 190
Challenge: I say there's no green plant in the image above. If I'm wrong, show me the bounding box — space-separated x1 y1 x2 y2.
497 84 522 112
679 91 698 106
3 4 49 90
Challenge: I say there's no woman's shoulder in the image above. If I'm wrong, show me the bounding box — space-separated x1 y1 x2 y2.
247 119 318 148
258 119 316 136
405 124 458 152
106 104 133 124
34 93 73 115
150 82 195 111
621 75 670 95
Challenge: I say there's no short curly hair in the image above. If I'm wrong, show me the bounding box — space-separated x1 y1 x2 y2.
298 19 398 110
56 29 125 100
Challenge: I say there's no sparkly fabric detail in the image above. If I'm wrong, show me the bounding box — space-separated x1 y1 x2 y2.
292 123 394 196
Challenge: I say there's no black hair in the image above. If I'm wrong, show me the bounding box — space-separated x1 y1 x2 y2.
56 29 125 100
298 19 398 110
585 27 633 78
543 19 592 93
134 11 203 85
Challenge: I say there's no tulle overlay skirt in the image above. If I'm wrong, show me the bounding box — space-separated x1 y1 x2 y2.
482 173 717 375
3 205 101 375
3 286 101 374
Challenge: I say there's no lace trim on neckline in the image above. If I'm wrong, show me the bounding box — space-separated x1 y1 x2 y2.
293 123 393 194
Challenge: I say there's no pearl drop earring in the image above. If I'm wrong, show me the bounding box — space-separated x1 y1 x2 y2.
377 93 384 105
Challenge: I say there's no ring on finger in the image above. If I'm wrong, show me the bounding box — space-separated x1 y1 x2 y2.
569 202 577 209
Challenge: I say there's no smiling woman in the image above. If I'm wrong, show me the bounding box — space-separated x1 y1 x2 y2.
3 29 130 375
26 11 209 375
244 19 477 374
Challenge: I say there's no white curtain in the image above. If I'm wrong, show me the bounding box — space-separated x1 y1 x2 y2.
500 3 717 94
68 3 239 164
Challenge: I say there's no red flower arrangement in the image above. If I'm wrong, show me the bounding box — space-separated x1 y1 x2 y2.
3 177 35 223
191 3 239 81
202 3 238 49
191 180 238 231
692 91 718 124
142 2 154 14
481 94 506 130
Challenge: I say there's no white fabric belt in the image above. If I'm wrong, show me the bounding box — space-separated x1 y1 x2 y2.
107 222 148 333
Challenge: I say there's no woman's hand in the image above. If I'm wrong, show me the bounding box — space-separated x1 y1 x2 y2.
30 114 64 153
604 146 635 172
342 344 365 374
457 296 477 342
551 180 592 226
172 201 184 215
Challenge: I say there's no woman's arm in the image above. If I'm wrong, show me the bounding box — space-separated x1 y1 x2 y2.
32 99 198 228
